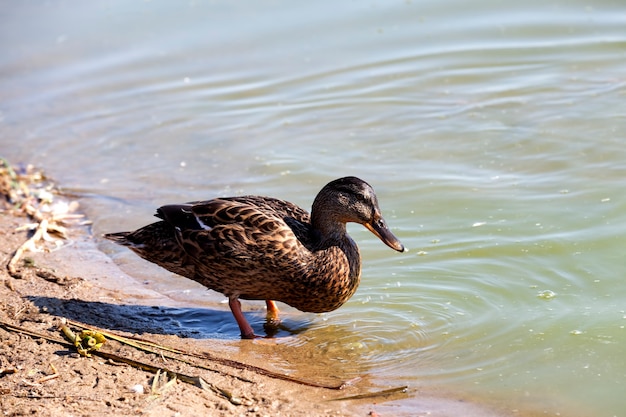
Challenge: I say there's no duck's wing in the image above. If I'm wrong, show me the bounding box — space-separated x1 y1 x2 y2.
157 197 312 264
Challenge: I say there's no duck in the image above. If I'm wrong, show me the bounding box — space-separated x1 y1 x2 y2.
104 176 405 338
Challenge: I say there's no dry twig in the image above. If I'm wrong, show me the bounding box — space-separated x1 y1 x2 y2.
1 159 84 279
36 363 60 383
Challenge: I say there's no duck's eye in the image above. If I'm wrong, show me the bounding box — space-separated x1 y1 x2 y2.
377 219 386 229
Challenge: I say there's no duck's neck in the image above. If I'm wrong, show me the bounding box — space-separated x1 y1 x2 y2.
307 212 362 312
310 202 361 285
311 199 348 249
311 187 347 240
310 188 361 268
311 217 346 244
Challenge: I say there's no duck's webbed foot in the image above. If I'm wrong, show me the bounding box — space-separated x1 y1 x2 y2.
262 300 282 337
265 300 281 326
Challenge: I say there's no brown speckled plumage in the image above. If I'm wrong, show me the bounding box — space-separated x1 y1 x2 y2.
105 176 405 338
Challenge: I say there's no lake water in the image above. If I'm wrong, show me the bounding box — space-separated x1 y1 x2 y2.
1 1 625 415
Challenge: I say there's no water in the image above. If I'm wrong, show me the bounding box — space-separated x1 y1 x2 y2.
2 1 625 415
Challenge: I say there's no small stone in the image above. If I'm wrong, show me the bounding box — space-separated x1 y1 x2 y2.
129 384 144 394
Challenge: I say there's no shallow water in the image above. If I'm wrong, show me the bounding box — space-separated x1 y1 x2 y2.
2 1 625 415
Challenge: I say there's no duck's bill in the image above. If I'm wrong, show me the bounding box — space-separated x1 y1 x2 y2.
365 220 407 253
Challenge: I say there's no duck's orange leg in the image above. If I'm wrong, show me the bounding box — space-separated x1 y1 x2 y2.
228 296 257 339
265 300 280 326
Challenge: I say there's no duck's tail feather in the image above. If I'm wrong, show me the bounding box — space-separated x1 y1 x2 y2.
103 231 135 247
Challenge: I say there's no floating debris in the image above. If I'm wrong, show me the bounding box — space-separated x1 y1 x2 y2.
537 290 556 300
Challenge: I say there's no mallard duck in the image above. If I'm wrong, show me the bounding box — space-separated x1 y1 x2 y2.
105 176 405 338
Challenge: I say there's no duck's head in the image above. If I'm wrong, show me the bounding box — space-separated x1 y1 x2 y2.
312 176 406 253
